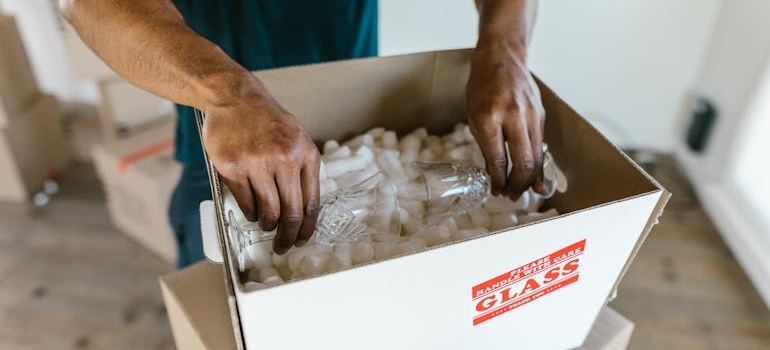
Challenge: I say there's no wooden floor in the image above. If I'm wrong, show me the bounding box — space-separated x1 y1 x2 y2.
0 155 768 349
609 154 770 349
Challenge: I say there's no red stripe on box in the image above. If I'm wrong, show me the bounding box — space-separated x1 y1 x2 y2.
117 138 174 174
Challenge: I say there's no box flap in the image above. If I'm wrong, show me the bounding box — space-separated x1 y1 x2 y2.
160 261 236 350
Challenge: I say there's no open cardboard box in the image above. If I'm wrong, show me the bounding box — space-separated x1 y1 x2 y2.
162 261 635 350
182 49 668 350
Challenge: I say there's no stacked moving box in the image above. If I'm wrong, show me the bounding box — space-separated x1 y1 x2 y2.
0 14 72 203
90 70 180 265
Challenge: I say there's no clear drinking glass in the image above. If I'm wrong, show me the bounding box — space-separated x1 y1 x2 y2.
414 144 561 226
313 171 400 245
225 171 400 271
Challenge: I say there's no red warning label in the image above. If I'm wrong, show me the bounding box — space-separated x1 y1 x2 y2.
472 239 586 326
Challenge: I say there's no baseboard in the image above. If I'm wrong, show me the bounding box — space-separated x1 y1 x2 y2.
698 184 770 307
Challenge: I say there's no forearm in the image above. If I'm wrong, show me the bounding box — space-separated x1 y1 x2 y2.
60 0 266 112
474 0 538 61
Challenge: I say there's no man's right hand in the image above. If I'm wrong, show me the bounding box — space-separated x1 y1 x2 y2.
201 80 321 255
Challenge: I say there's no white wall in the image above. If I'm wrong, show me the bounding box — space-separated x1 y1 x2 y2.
4 0 724 151
380 0 723 151
0 0 98 104
675 0 770 306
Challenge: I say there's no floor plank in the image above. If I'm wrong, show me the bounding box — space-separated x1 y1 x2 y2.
609 154 770 350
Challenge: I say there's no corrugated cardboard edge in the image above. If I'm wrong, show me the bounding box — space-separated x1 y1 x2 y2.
195 108 246 350
159 261 237 350
579 307 634 350
532 77 672 301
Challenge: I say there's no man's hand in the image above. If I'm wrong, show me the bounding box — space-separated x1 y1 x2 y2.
467 42 545 199
202 84 321 255
469 0 543 200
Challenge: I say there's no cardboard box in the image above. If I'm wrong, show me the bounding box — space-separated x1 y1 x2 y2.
0 15 39 127
92 119 181 263
0 94 72 202
97 78 176 141
197 49 669 350
161 261 634 350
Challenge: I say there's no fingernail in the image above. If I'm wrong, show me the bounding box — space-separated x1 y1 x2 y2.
295 240 307 247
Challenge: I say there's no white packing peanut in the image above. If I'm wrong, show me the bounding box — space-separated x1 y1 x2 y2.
325 255 350 272
526 190 544 213
335 164 379 187
398 208 411 224
344 134 375 150
245 241 272 269
448 124 466 144
398 181 429 201
447 145 472 161
263 276 284 286
411 127 429 140
246 268 260 283
325 145 352 161
290 271 305 281
451 228 489 241
375 150 405 181
398 199 426 214
355 145 375 163
488 213 519 231
443 217 458 233
425 136 444 157
514 191 531 212
468 208 491 229
271 253 291 279
399 134 421 163
454 213 474 230
243 281 267 292
518 208 559 225
325 154 368 178
320 179 338 197
299 254 330 276
323 140 340 154
259 267 282 282
418 149 436 162
366 127 386 139
373 242 395 260
392 238 427 256
417 225 451 247
287 249 308 272
483 195 518 214
319 160 329 180
403 218 424 235
382 131 398 150
470 143 485 168
462 125 474 143
351 241 375 264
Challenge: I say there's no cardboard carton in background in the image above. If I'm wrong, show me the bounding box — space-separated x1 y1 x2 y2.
97 78 176 142
92 119 181 264
0 14 39 127
0 94 73 203
193 50 669 350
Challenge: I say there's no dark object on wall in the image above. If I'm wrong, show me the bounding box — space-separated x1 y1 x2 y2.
686 97 717 153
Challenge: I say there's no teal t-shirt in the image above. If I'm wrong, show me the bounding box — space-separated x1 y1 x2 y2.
172 0 378 169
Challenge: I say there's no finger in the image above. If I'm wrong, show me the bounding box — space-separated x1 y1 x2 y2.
296 159 321 247
220 176 257 222
249 174 280 232
273 168 304 255
502 118 536 200
529 115 545 194
469 118 507 196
